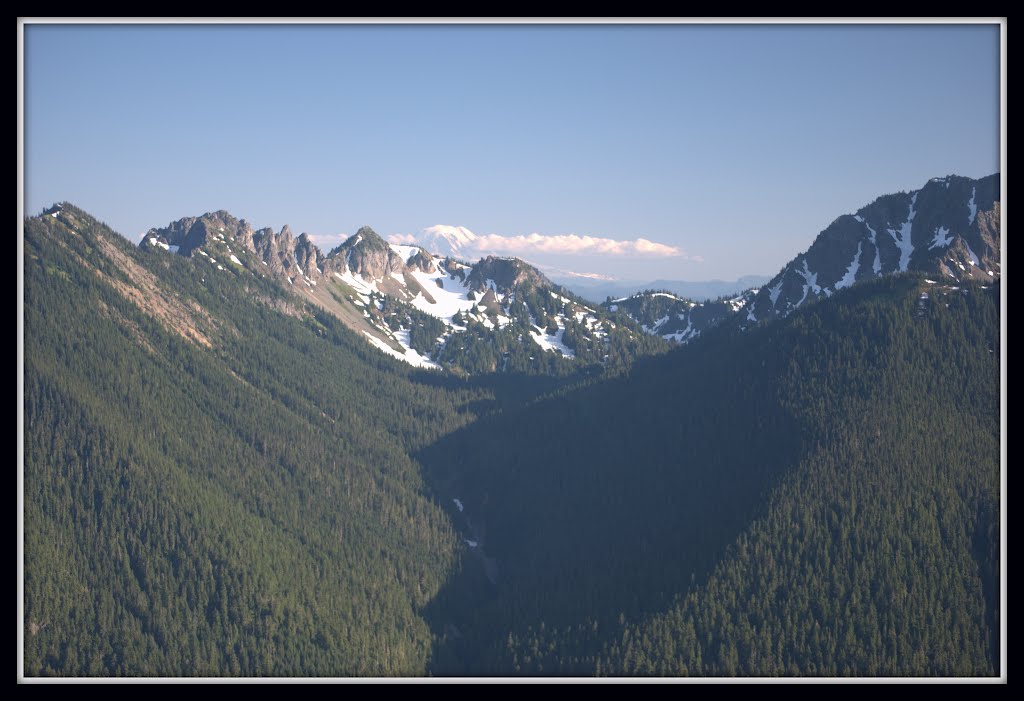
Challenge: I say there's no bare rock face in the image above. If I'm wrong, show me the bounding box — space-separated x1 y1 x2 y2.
334 226 406 280
176 219 403 283
235 220 255 250
294 233 323 279
252 226 293 277
145 210 252 257
321 253 347 278
143 216 204 254
466 256 552 294
406 249 436 274
239 224 321 281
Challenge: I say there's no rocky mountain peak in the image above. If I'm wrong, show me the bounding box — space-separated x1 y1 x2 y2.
744 173 1000 326
354 225 382 241
466 256 553 294
334 226 405 279
609 173 1001 345
406 249 437 274
293 233 322 279
142 210 252 256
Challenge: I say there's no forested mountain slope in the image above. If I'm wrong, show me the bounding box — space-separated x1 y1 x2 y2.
22 199 1001 678
23 204 547 675
422 274 1000 676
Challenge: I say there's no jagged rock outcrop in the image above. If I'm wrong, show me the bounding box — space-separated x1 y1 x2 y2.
143 210 254 256
293 233 323 279
465 256 552 293
251 225 299 277
331 226 407 280
406 249 437 274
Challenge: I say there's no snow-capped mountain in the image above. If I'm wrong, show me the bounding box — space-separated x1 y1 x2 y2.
611 173 1000 342
389 224 479 260
744 173 1000 324
141 215 665 373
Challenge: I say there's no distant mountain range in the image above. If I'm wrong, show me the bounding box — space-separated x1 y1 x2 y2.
549 274 772 305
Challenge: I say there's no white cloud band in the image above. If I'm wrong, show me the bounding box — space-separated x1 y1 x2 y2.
389 225 688 259
471 232 682 257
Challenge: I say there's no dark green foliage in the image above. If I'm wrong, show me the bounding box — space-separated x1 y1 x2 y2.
421 275 1000 677
23 204 1000 678
23 207 489 676
406 314 448 355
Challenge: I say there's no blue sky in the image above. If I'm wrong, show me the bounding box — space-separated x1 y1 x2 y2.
24 22 1000 281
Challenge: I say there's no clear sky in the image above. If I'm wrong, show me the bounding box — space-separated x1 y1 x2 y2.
23 21 1001 281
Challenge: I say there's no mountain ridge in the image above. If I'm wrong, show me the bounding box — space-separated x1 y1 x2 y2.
139 210 668 375
552 274 772 305
24 187 1002 677
607 173 1000 344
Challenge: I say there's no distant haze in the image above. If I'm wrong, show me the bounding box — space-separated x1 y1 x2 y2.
551 274 773 304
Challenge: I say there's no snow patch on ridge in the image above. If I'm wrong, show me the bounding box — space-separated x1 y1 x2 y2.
929 226 953 250
335 269 379 297
834 242 862 290
726 294 747 312
663 318 696 343
887 192 917 272
856 215 883 274
388 243 422 263
530 320 575 358
407 261 480 324
362 331 440 370
794 259 821 308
